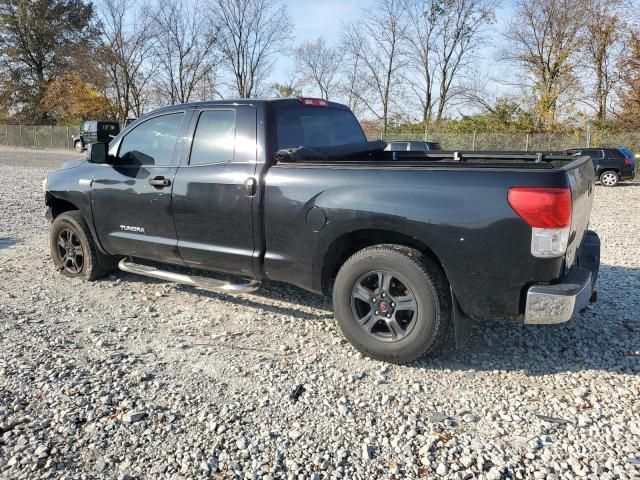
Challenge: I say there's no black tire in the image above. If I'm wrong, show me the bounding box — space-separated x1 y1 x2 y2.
599 170 619 187
74 141 84 153
50 211 106 281
332 245 451 364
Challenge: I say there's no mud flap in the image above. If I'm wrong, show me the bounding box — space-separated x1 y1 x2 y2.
451 288 472 349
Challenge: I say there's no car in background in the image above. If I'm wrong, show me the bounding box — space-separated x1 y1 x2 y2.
385 141 442 152
566 147 636 187
73 120 120 153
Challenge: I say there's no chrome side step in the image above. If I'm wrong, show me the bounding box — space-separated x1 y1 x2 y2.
118 259 261 294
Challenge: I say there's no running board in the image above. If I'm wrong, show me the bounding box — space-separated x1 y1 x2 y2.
118 259 261 294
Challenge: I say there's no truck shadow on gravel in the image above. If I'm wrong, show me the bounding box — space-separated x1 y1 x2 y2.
115 264 638 374
614 182 640 187
0 237 20 250
418 263 639 375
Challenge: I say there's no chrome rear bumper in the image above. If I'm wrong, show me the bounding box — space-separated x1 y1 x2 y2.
524 267 593 325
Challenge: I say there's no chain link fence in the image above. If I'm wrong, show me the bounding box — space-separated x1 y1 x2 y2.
3 123 640 155
0 125 80 150
366 129 640 154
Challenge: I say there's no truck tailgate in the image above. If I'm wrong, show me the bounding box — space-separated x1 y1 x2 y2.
564 155 596 267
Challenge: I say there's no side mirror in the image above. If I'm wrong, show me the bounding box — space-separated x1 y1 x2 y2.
89 142 111 164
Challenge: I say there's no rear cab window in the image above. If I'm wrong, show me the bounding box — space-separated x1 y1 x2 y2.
275 106 366 150
99 123 119 133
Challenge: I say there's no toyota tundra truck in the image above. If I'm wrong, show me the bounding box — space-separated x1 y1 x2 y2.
43 98 600 364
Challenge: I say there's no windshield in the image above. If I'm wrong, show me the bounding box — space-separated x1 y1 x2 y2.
276 107 366 150
618 147 634 159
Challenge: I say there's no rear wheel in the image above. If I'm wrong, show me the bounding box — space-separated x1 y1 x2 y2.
74 141 83 153
50 211 106 280
599 171 619 187
332 245 451 364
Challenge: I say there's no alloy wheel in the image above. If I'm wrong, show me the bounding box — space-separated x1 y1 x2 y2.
56 228 84 274
350 270 418 342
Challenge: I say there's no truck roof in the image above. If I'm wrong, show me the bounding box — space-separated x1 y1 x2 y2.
144 97 351 117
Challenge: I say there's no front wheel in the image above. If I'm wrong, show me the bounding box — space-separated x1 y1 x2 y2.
50 211 106 280
599 171 619 187
74 141 84 153
333 245 451 364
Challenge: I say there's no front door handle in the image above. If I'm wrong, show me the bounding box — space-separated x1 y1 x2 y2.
149 176 171 188
244 177 257 196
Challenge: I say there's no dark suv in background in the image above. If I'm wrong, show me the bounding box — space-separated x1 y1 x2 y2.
73 121 120 153
566 148 636 187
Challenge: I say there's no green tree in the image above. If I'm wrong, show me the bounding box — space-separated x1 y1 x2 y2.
0 0 97 122
617 31 640 130
42 73 116 122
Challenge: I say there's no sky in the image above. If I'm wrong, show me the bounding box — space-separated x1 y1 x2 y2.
272 0 372 84
275 0 517 107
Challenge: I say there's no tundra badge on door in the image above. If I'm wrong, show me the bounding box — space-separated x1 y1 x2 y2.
120 225 146 234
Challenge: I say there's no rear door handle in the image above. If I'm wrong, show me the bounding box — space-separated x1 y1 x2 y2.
149 176 171 187
244 177 257 196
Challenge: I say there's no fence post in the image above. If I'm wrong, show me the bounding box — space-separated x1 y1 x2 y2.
66 126 70 150
34 128 37 148
50 125 53 149
525 133 529 151
586 126 591 148
19 125 22 147
472 132 476 151
4 124 7 146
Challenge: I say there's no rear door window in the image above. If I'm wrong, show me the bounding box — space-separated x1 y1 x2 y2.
189 110 236 166
276 107 366 149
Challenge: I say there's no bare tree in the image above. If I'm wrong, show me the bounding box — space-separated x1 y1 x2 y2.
402 0 439 123
270 72 303 97
97 0 155 121
152 0 221 105
211 0 293 98
433 0 497 120
583 0 626 122
401 0 497 123
294 38 343 100
339 31 370 117
342 0 408 135
503 0 588 129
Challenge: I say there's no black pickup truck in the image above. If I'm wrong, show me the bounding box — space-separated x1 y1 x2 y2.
43 98 600 363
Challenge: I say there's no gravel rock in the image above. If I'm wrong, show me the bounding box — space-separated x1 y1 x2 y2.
0 147 639 479
122 411 146 423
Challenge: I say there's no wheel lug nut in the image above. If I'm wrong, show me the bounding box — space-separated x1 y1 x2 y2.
391 302 395 307
374 311 379 315
381 293 386 298
372 297 377 302
386 314 391 318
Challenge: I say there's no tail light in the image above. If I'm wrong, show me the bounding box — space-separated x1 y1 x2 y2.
508 187 572 258
624 157 633 165
299 97 328 107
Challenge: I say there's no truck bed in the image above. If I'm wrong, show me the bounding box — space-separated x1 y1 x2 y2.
275 143 582 170
264 150 596 321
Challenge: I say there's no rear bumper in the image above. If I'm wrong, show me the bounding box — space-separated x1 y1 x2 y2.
620 169 635 181
524 231 600 325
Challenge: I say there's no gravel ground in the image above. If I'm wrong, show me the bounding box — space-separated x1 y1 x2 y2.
1 145 639 480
